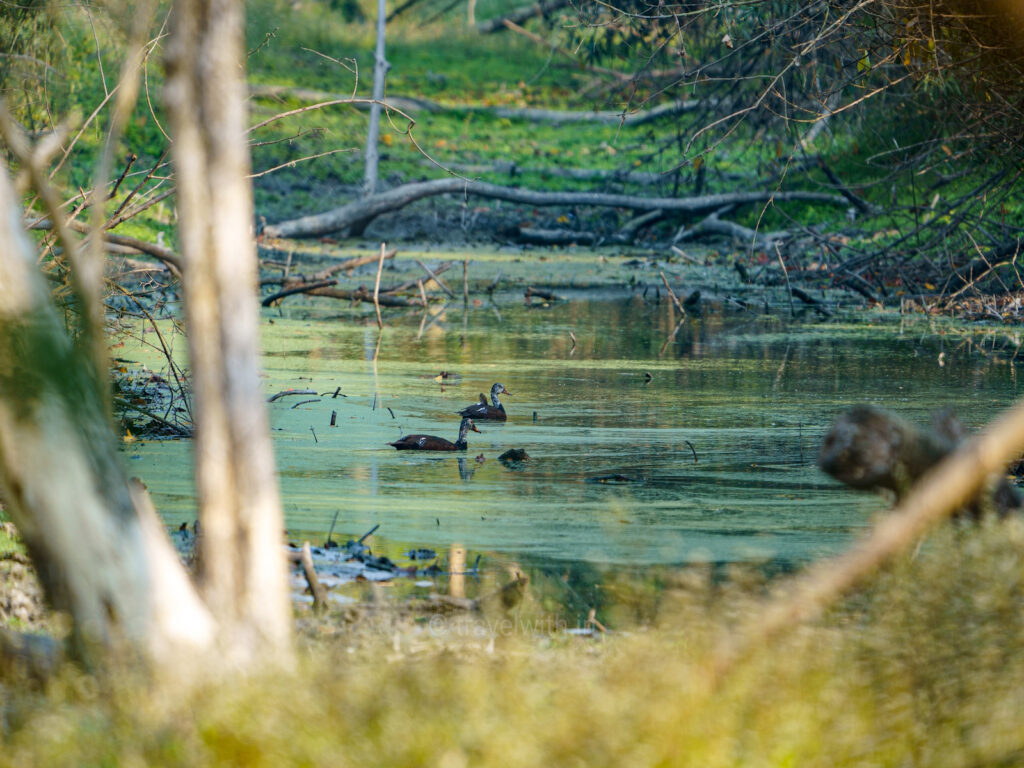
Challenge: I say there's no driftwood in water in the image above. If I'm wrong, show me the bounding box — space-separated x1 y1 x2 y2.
514 227 597 246
262 178 850 240
818 405 1020 516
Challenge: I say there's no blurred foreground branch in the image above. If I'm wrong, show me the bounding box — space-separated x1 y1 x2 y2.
710 399 1024 684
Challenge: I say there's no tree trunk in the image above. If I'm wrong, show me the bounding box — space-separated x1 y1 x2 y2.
165 0 292 662
362 0 389 198
0 160 216 667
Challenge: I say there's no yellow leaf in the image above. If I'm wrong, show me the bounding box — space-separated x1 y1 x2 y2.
123 429 136 444
924 282 935 291
381 133 393 147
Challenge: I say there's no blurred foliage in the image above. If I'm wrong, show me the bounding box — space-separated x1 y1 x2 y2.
1 519 1023 765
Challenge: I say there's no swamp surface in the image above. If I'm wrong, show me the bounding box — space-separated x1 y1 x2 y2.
124 248 1024 619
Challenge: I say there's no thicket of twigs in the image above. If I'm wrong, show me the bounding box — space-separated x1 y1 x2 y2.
553 0 1024 303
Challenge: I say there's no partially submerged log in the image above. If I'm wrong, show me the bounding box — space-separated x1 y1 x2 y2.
819 405 1020 516
514 227 597 246
263 178 850 240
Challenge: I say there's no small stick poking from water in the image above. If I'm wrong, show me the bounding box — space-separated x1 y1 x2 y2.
416 259 456 298
463 260 469 306
387 407 395 419
325 510 340 548
359 523 380 543
684 440 698 464
291 398 321 409
569 331 577 349
330 410 337 427
310 426 318 443
487 270 502 294
373 242 386 329
659 270 686 316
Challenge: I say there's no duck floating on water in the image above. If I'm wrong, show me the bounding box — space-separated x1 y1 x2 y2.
458 383 511 421
388 416 481 451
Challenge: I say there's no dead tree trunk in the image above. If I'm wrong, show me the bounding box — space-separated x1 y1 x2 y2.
0 159 216 667
165 0 292 662
362 0 389 199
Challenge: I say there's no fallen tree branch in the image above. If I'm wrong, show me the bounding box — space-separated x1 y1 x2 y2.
379 262 453 295
415 259 455 298
306 285 422 307
29 218 184 276
0 627 63 683
791 287 833 317
251 82 716 126
261 278 338 307
476 0 571 34
264 178 850 240
676 208 789 249
309 248 397 281
114 396 193 437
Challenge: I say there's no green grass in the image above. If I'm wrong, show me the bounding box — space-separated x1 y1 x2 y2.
18 0 1019 262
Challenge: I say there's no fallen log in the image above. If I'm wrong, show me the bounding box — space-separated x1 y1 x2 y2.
306 285 422 307
476 0 571 34
263 178 851 240
514 227 597 246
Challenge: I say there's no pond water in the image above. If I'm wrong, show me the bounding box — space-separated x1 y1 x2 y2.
128 292 1023 575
